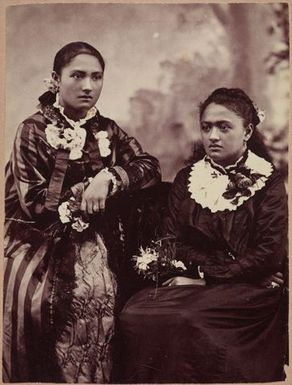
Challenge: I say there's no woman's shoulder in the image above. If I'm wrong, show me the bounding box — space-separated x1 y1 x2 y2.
97 113 130 138
173 165 194 184
257 167 287 199
22 110 46 126
170 166 195 197
16 111 47 139
97 113 118 131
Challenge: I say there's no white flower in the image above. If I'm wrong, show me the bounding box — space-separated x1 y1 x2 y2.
70 148 83 160
43 78 59 93
63 128 75 142
188 151 273 213
58 200 89 232
45 122 86 160
95 131 108 139
45 124 60 149
94 131 111 157
71 217 89 232
58 201 71 223
172 260 187 270
139 247 158 263
257 109 265 123
98 138 109 146
99 146 111 157
136 262 150 271
134 247 158 272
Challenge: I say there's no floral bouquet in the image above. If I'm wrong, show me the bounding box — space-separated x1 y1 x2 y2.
58 197 89 232
133 239 187 283
56 180 91 233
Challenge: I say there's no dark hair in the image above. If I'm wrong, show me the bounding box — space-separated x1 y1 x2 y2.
39 42 105 105
196 87 272 162
199 87 260 128
53 41 105 75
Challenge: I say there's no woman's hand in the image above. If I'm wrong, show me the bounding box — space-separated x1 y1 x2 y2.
162 276 206 287
260 272 284 288
80 171 111 215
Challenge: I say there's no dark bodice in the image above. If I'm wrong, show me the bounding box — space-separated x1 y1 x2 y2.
163 165 288 283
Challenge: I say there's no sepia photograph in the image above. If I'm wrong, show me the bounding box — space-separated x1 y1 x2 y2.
2 1 290 383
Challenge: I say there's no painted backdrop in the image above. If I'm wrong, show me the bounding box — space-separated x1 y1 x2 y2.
6 3 289 181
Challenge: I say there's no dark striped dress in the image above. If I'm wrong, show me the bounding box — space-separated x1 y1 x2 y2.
3 103 160 383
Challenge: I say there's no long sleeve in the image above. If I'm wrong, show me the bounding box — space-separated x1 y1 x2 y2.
109 120 161 191
5 121 49 220
162 167 208 270
202 171 288 283
5 119 80 222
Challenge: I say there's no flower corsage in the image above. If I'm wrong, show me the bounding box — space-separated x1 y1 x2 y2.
222 166 265 205
58 197 89 232
133 240 187 283
45 123 86 160
94 130 111 157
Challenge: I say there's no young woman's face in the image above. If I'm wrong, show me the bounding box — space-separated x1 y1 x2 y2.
56 53 104 119
200 103 253 166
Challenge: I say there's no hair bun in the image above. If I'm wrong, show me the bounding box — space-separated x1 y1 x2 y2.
38 91 56 106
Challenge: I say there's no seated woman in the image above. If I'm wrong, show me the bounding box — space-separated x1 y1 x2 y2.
119 88 288 383
3 41 160 383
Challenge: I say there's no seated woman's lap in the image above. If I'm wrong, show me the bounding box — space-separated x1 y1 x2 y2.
119 284 286 383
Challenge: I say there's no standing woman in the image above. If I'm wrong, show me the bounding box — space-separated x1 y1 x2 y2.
120 88 288 383
3 41 160 383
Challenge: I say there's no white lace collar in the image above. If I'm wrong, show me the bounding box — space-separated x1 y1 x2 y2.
188 150 273 213
53 93 97 129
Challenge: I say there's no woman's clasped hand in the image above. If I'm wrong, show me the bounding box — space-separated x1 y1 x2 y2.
3 41 160 383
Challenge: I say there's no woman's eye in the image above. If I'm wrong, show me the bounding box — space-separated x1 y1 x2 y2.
72 73 83 79
92 74 103 81
219 124 230 132
201 124 211 132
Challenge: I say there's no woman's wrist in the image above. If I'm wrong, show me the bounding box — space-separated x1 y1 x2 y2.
89 167 119 196
101 168 118 195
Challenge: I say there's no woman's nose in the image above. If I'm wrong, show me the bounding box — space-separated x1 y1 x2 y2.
209 127 220 141
82 77 93 91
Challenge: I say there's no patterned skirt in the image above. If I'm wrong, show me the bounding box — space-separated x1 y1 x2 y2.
3 222 117 383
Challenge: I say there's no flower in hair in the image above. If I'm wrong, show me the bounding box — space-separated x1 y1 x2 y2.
253 103 265 123
43 78 59 94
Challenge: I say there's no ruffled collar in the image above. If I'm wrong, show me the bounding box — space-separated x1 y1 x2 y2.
40 94 101 160
53 93 97 129
188 150 273 213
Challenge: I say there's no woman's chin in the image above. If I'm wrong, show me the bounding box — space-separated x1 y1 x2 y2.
207 152 223 163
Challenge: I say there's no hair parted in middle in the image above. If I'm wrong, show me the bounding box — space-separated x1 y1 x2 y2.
194 87 272 162
199 88 261 128
53 41 105 75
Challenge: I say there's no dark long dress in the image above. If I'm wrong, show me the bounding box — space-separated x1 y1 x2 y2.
119 154 288 383
3 100 160 383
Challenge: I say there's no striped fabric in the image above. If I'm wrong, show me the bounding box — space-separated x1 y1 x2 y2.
3 222 55 381
3 105 161 382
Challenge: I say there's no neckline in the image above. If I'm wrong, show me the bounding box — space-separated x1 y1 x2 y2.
188 150 273 213
53 93 97 129
205 150 248 175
